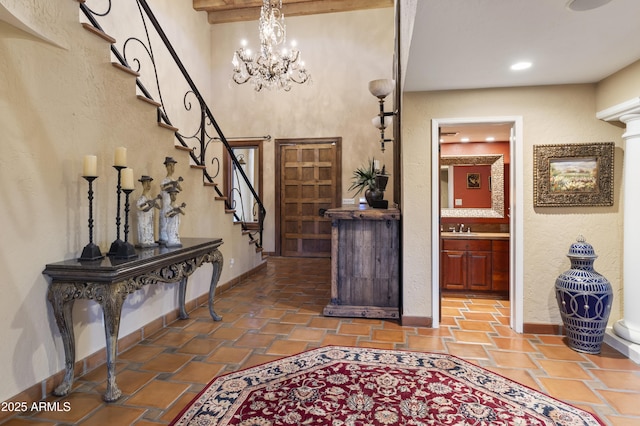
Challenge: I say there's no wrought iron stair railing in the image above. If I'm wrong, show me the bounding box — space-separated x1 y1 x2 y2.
79 0 265 248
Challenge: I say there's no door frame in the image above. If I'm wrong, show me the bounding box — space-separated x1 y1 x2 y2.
274 137 342 256
431 116 524 332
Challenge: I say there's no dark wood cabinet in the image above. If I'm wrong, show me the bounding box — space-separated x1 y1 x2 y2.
440 248 467 291
441 239 492 291
491 240 510 292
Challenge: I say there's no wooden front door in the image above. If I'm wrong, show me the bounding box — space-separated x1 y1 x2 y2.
276 138 342 257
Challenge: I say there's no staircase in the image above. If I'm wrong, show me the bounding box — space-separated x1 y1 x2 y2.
76 0 266 255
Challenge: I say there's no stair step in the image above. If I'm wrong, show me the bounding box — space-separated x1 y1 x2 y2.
174 145 193 152
136 95 161 108
112 62 140 77
215 196 228 201
190 164 206 170
256 247 264 253
225 209 236 214
158 122 178 132
203 182 218 187
81 23 116 44
249 239 257 245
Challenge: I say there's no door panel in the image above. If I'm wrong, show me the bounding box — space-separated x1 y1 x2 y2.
468 251 492 291
441 251 467 291
276 138 341 257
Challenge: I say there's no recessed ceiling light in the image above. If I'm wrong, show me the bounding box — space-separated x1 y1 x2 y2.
460 137 470 143
485 136 495 142
566 0 612 12
511 61 532 71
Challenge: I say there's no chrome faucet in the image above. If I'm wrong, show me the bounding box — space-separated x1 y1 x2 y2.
459 223 465 232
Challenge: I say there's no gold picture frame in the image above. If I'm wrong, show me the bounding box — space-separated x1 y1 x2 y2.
534 142 614 207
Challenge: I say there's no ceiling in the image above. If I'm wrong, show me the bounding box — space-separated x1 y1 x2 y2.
193 0 640 143
439 123 513 144
192 0 392 24
404 0 640 92
404 0 640 143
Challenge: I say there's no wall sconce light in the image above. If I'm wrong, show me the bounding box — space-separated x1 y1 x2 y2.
237 154 246 165
369 79 396 152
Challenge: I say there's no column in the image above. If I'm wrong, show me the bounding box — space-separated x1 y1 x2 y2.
613 113 640 344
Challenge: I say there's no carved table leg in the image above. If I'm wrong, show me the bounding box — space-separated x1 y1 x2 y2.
95 282 127 402
208 250 223 321
178 277 188 319
48 283 77 396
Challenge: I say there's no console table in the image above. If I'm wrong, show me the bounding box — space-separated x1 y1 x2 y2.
43 237 223 402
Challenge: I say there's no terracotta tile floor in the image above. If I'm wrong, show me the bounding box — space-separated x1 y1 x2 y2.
3 257 640 425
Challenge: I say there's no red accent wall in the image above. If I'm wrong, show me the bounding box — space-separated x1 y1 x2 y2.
453 165 491 208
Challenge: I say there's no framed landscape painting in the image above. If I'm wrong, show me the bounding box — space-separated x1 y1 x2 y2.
533 142 614 207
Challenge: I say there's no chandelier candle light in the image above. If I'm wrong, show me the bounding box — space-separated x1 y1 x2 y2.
232 0 310 91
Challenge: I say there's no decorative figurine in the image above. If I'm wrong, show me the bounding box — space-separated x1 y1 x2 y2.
158 157 183 244
136 175 161 248
165 186 186 247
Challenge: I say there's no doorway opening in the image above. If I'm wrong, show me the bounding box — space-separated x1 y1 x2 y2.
431 117 524 332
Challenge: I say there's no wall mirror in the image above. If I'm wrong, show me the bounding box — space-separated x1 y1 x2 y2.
223 140 263 228
440 154 504 218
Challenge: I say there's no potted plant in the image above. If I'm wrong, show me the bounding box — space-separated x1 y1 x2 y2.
349 159 386 207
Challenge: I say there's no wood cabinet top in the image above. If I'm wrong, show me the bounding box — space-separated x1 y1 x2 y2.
441 232 509 240
324 206 401 221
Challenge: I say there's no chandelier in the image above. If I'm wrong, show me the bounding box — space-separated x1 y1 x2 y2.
231 0 310 91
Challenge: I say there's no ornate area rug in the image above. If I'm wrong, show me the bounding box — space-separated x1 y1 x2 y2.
171 346 603 425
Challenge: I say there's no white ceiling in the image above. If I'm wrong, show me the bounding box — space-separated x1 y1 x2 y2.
404 0 640 92
439 122 513 144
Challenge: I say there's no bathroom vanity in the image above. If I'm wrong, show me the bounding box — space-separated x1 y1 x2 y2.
440 232 509 293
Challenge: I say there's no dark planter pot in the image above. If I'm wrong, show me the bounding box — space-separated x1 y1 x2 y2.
365 188 383 206
555 237 612 354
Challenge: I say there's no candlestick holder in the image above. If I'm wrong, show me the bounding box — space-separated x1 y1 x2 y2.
79 176 104 261
115 188 137 259
108 165 126 256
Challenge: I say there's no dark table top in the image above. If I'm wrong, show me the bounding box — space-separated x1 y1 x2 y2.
43 238 223 282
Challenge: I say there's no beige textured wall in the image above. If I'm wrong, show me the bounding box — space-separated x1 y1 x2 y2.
596 59 640 111
208 9 396 252
402 85 625 325
0 0 261 402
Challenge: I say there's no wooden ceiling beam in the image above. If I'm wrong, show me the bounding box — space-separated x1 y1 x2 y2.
193 0 393 24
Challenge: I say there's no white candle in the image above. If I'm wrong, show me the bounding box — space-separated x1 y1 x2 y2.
121 168 135 190
114 147 127 167
83 155 97 177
